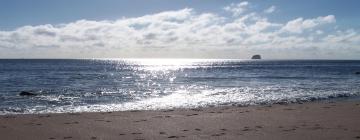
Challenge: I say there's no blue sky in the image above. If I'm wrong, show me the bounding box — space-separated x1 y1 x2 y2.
0 0 359 59
1 0 359 30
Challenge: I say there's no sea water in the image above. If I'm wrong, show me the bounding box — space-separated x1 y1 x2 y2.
0 59 359 114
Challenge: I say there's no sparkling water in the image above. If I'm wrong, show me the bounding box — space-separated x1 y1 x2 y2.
0 59 359 114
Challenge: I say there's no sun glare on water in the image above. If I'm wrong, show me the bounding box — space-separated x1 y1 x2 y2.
122 58 214 71
126 58 201 65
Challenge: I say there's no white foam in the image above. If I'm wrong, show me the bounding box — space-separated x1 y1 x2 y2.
1 86 358 115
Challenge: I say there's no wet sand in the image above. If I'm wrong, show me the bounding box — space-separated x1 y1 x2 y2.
1 100 360 140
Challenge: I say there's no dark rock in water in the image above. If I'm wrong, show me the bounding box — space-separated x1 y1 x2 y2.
355 72 360 74
19 91 37 96
251 55 261 59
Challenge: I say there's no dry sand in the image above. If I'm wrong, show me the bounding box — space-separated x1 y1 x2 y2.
1 100 360 140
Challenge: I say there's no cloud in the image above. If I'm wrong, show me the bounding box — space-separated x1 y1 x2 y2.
264 6 276 14
0 4 359 59
281 15 336 33
223 1 249 17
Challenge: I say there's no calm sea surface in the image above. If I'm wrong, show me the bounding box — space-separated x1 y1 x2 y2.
0 59 359 114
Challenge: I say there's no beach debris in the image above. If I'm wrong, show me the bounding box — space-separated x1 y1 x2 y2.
211 133 226 136
131 132 142 135
168 136 180 138
63 136 72 139
19 91 37 96
159 132 166 135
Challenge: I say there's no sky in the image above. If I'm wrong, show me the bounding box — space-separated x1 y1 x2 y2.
0 0 359 59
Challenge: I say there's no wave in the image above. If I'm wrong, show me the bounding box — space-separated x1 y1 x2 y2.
1 87 359 115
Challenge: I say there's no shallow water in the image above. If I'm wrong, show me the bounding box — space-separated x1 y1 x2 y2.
0 59 359 114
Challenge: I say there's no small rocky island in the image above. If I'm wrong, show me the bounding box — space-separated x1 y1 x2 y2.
251 55 261 59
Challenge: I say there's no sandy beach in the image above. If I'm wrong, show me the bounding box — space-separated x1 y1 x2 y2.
0 100 359 140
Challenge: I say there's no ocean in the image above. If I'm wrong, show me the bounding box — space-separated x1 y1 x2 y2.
0 59 359 114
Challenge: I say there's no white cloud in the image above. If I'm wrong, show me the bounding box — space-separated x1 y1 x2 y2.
0 5 359 59
323 29 359 43
316 30 324 35
281 15 336 33
264 6 276 14
223 1 249 17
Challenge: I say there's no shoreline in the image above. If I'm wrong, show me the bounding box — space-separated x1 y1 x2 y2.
1 100 360 140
